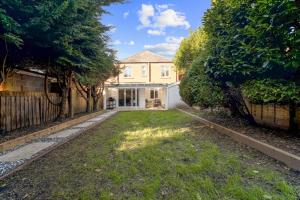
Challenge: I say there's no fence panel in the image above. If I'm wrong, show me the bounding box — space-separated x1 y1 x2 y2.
247 101 293 130
0 92 61 134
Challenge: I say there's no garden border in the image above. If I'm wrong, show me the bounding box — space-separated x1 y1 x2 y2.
0 111 105 152
177 108 300 171
0 111 118 180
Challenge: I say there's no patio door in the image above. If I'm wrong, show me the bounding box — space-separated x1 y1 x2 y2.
119 89 139 107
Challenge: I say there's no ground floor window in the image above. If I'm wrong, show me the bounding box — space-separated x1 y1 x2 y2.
119 89 139 107
150 89 159 99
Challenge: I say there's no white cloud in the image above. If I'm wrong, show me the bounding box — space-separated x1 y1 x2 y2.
138 4 155 27
156 4 170 11
112 40 122 45
155 9 190 29
112 40 135 46
123 12 129 19
144 36 184 57
138 4 190 36
125 41 135 46
147 29 165 36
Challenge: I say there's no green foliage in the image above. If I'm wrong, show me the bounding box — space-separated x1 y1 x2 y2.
177 0 300 117
174 28 208 71
180 57 224 108
0 4 23 48
0 0 123 77
242 79 300 104
204 0 300 85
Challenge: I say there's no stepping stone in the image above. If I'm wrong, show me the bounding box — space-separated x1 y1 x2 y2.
0 142 56 162
47 129 81 139
73 121 96 128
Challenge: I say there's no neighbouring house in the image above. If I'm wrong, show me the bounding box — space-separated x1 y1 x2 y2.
104 51 184 110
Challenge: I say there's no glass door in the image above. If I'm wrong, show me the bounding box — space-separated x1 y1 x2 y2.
119 89 125 107
118 88 139 107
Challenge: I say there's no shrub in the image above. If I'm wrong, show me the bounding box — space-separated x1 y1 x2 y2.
180 57 224 108
242 79 300 104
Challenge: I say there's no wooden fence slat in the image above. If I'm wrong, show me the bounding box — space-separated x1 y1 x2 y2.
16 96 20 129
0 96 5 132
21 96 25 128
6 96 11 132
36 96 40 125
11 96 16 130
29 96 33 126
24 97 28 127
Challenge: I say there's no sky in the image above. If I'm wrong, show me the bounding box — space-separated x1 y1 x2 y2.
102 0 211 60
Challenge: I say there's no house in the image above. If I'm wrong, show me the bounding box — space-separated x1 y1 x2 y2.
103 51 184 110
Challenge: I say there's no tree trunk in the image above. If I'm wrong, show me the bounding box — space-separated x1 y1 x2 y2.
289 103 297 132
221 85 256 124
93 97 99 112
58 87 68 120
68 73 74 118
87 87 91 113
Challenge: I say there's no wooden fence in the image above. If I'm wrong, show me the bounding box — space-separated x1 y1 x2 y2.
245 100 300 130
0 92 61 133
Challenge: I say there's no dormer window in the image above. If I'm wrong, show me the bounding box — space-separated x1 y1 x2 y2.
161 66 170 77
124 66 132 78
141 66 147 77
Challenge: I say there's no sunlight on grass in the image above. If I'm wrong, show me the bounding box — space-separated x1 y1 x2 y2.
46 111 298 200
117 127 191 151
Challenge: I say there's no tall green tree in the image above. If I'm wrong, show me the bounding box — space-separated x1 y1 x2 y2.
175 28 224 109
0 0 124 119
203 0 300 124
0 0 23 85
174 28 208 72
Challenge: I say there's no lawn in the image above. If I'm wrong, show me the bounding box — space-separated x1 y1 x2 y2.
0 111 299 200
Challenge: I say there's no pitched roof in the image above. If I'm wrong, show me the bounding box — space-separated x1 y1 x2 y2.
121 51 172 63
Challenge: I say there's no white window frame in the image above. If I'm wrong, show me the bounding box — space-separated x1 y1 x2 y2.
124 66 132 78
161 65 170 77
150 89 159 99
141 66 147 77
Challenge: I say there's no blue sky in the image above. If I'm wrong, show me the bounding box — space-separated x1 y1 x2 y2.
103 0 211 60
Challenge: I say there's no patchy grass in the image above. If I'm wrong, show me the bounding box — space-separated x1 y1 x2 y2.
0 110 299 200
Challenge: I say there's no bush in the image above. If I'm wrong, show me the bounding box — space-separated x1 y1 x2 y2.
180 57 224 108
242 79 300 104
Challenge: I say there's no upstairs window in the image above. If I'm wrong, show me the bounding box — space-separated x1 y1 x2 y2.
161 66 170 77
141 66 147 77
124 66 132 78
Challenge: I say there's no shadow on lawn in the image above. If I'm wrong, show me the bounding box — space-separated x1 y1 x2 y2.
0 110 299 200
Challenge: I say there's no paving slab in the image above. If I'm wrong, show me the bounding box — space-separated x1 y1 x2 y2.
47 129 82 139
0 142 56 162
87 118 104 122
0 110 118 178
73 121 96 128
